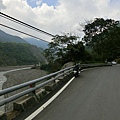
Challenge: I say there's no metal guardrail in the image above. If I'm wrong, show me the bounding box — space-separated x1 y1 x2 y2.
0 63 111 107
80 63 112 69
0 65 75 106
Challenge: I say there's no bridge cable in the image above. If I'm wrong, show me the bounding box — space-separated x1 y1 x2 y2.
0 12 55 37
0 23 49 42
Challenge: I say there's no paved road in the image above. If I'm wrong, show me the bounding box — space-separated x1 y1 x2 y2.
32 65 120 120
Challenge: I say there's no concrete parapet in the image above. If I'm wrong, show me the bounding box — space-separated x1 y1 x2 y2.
0 73 73 120
13 95 38 111
55 79 61 84
36 89 47 100
58 76 64 81
44 82 58 91
13 74 71 112
0 111 7 120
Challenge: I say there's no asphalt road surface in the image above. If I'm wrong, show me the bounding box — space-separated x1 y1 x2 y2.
32 65 120 120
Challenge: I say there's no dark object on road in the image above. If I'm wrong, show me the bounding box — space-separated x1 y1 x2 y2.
73 64 80 77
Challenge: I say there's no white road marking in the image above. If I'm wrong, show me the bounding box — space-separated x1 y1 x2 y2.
25 77 75 120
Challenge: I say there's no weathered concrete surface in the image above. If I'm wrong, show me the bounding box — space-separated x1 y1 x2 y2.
0 111 7 120
36 89 48 101
44 82 58 91
13 89 49 111
13 95 38 111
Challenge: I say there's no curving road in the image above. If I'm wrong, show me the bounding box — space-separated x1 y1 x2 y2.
32 65 120 120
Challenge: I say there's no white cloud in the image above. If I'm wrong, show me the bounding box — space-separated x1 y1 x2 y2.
0 0 6 10
0 0 120 42
36 0 42 6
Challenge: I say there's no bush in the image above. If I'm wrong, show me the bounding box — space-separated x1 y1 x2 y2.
116 58 120 64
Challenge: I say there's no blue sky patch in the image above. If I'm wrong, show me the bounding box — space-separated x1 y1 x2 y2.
27 0 58 8
27 0 37 8
42 0 58 6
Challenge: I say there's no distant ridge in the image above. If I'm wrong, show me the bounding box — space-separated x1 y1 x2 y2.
24 38 49 49
0 30 47 66
0 29 28 44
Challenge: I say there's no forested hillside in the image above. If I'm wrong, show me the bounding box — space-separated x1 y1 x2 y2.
0 42 46 66
24 38 48 49
0 30 28 44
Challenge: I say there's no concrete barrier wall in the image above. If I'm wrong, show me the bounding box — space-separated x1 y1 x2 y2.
13 72 73 112
0 72 72 120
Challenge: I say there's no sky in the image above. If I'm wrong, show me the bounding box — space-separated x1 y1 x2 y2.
0 0 120 42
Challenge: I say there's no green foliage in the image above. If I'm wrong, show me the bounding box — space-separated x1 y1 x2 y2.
66 41 85 61
83 18 119 43
44 35 84 63
0 42 45 66
82 18 120 62
44 34 85 63
42 18 120 72
40 62 62 73
43 34 87 72
116 58 120 64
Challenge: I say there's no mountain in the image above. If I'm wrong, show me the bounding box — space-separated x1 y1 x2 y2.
0 30 47 66
0 29 49 49
24 38 48 49
0 42 46 66
0 30 28 44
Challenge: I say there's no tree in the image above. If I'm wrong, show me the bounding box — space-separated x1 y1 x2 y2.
66 41 85 61
82 18 120 61
45 34 86 63
43 34 85 72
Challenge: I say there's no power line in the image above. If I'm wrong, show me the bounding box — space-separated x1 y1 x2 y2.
0 12 55 37
0 23 49 43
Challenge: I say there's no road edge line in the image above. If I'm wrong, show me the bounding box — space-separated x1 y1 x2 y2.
25 77 75 120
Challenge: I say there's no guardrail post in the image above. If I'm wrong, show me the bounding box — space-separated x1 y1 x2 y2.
51 76 55 83
63 70 65 77
29 83 35 95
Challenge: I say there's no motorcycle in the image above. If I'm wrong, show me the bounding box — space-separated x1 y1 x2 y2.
73 64 81 77
73 70 79 77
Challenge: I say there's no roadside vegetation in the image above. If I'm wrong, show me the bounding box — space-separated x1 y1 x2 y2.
0 18 119 71
0 42 46 66
41 18 120 72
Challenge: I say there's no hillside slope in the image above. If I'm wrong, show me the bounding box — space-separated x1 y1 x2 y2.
0 30 28 44
24 38 48 49
0 42 46 66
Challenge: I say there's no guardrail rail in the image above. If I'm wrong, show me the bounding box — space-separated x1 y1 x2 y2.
0 63 111 119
